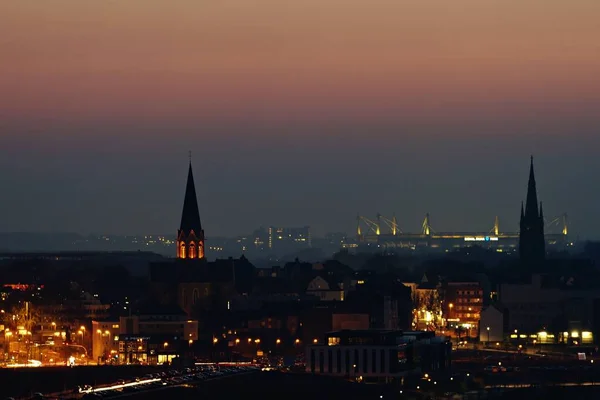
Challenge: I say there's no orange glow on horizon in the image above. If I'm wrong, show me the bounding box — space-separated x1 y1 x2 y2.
1 1 600 124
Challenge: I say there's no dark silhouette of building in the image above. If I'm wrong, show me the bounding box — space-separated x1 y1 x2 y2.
177 160 205 259
519 156 545 265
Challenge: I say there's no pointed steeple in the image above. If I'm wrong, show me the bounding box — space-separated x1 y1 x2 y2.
520 201 524 220
519 156 545 266
180 162 202 233
177 158 205 260
525 156 539 219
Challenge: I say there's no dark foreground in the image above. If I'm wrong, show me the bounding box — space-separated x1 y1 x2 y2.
1 366 168 398
495 386 600 400
114 371 600 400
122 371 388 400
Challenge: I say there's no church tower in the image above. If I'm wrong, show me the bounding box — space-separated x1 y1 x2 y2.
519 156 545 264
177 159 205 259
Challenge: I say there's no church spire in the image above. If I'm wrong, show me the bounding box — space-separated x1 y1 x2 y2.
519 156 545 266
180 162 202 233
520 201 524 220
177 157 205 259
525 156 539 220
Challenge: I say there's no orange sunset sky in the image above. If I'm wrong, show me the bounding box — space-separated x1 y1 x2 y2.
2 0 600 122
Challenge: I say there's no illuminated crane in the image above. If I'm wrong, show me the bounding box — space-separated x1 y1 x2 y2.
422 213 432 236
489 216 500 236
545 213 568 236
357 215 380 236
377 213 402 235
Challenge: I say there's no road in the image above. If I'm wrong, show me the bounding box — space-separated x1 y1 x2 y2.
83 371 256 399
486 381 600 389
17 366 259 400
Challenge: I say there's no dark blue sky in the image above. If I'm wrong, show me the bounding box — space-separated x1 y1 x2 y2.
1 120 599 238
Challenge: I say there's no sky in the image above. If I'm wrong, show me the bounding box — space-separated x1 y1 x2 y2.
1 0 600 238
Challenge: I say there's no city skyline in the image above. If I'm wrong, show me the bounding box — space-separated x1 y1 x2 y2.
2 1 600 237
0 156 577 240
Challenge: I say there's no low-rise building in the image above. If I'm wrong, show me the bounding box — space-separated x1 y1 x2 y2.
92 305 198 365
499 274 598 343
444 281 484 338
91 320 121 364
478 304 506 343
305 329 451 382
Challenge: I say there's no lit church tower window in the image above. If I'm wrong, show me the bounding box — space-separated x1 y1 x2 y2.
176 156 205 260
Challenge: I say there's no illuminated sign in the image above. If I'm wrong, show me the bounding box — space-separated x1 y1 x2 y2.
464 236 499 242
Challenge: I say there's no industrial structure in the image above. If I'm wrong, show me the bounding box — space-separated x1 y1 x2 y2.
355 212 568 252
355 158 568 252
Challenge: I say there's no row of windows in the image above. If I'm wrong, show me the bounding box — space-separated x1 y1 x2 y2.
309 347 404 375
456 298 482 303
178 242 204 259
454 305 482 311
456 290 483 296
456 313 480 320
139 324 185 329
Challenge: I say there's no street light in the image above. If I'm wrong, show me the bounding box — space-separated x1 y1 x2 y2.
486 327 490 345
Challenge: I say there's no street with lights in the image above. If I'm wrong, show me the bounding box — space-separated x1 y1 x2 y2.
7 364 260 400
